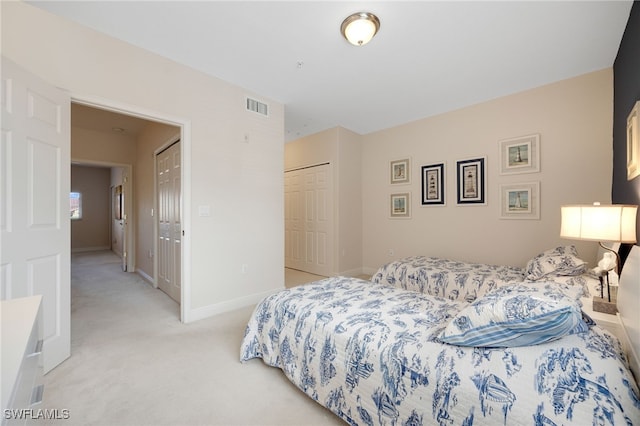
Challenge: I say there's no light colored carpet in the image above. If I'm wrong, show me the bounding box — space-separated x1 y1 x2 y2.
41 251 344 425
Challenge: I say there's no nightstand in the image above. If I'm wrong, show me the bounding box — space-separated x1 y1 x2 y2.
581 295 622 340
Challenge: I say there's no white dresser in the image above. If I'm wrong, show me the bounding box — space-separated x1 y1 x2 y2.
1 296 44 426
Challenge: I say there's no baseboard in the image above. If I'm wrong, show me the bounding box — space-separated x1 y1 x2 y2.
137 269 154 285
185 286 284 323
338 267 364 277
71 246 111 253
362 267 379 276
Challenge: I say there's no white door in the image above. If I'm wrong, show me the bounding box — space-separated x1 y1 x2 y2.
156 141 181 303
1 57 71 373
284 164 333 276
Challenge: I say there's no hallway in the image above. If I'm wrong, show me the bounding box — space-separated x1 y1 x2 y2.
41 250 341 425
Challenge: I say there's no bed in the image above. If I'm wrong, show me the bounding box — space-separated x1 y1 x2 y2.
371 246 597 303
240 249 640 425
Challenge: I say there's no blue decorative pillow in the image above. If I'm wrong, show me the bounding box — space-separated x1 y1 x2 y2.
438 282 585 347
525 245 587 280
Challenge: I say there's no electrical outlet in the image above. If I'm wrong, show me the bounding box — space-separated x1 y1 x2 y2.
388 249 394 256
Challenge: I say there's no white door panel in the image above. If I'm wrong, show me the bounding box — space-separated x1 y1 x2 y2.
156 141 181 303
1 57 70 373
284 164 333 276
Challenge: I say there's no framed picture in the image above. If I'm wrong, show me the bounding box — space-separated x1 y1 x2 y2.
456 157 486 205
390 158 410 184
499 182 540 220
390 193 411 218
627 101 639 180
421 163 445 205
499 134 540 175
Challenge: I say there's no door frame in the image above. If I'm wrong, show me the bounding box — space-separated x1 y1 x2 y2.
70 94 192 323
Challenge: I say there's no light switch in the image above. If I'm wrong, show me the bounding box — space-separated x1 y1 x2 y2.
198 205 211 217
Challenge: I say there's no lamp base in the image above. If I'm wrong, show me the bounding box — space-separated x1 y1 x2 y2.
592 286 618 315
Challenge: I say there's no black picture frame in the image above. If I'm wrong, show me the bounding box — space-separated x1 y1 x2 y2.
421 163 445 205
456 157 486 205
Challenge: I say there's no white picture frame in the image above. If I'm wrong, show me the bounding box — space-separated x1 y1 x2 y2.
499 182 540 220
499 134 540 175
390 158 411 185
627 101 639 180
390 192 411 218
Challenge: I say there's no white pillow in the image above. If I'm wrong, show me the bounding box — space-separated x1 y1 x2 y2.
525 245 587 280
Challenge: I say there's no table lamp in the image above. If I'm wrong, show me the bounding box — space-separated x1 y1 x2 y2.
560 202 638 313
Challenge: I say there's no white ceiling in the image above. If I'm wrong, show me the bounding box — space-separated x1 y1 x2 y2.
29 1 633 142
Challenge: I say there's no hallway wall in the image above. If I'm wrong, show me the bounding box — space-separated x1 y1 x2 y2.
70 165 111 252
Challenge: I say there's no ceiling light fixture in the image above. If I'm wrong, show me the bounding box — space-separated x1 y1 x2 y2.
341 12 380 46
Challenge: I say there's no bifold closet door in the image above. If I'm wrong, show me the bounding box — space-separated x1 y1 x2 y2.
284 163 333 277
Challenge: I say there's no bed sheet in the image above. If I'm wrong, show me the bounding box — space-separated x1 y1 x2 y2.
371 256 526 302
241 276 640 426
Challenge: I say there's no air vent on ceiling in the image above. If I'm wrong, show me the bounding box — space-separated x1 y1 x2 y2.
246 97 269 117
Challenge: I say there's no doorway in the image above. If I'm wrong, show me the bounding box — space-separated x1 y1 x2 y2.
70 100 187 320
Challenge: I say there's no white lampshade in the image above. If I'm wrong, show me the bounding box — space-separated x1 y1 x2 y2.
560 203 638 243
341 12 380 46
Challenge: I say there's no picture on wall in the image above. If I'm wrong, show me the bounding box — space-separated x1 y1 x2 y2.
627 101 639 180
499 182 540 219
456 157 486 205
421 163 445 205
390 192 411 218
499 134 540 175
390 158 411 184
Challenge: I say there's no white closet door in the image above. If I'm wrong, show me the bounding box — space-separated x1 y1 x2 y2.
1 57 71 373
284 164 333 276
156 141 181 303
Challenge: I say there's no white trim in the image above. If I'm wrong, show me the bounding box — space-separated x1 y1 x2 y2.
338 267 366 277
70 93 192 324
186 288 282 323
71 246 110 253
137 269 154 286
362 266 379 276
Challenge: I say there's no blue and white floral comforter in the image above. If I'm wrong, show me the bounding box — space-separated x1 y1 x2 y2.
372 256 598 302
240 277 640 425
372 256 526 302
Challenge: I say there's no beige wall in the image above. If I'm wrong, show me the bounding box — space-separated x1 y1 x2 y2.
362 69 613 272
285 72 613 276
285 127 363 275
70 165 110 251
3 2 285 321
